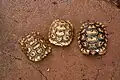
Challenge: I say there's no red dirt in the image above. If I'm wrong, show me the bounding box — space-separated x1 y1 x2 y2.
0 0 120 80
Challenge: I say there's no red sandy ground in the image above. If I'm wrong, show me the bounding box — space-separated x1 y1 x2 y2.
0 0 120 80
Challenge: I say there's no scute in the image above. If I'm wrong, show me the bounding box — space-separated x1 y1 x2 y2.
48 19 73 46
19 32 51 62
78 21 108 55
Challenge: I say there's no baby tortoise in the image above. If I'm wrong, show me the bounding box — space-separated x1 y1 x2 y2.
19 32 51 62
48 19 73 46
78 21 108 55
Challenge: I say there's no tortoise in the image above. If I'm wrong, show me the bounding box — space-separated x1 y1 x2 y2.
48 19 74 46
19 32 51 62
77 21 108 55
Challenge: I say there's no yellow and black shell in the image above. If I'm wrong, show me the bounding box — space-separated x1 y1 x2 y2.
48 19 73 46
19 32 51 62
78 21 108 55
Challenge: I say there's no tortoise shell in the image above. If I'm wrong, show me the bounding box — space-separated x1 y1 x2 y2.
19 32 51 62
48 19 73 46
78 21 108 55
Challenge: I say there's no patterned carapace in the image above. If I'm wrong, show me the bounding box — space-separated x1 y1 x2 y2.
19 32 51 62
48 19 73 46
78 21 108 55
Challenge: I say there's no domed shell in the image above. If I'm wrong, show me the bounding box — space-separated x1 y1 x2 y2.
19 32 51 62
78 21 108 55
48 19 74 46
